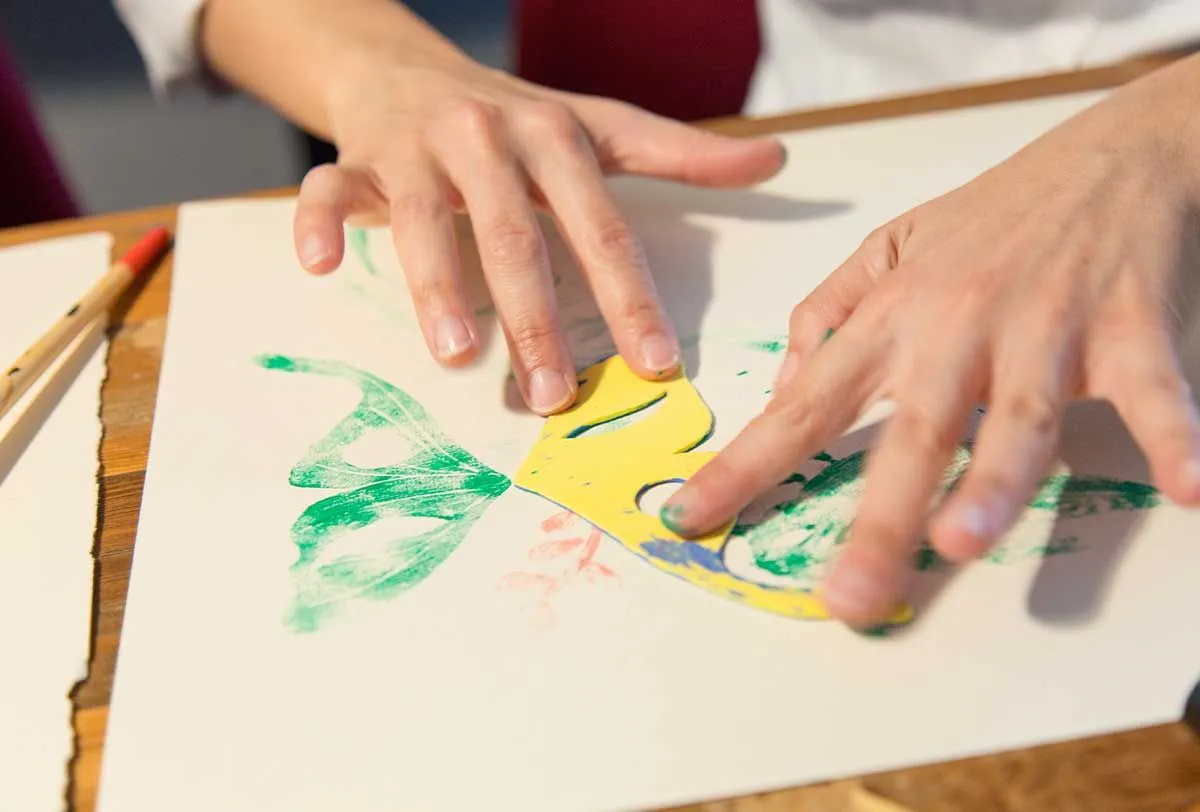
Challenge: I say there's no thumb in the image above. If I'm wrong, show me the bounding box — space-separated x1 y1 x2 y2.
576 97 787 188
293 163 387 275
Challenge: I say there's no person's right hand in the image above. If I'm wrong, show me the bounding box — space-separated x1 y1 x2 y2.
291 51 785 415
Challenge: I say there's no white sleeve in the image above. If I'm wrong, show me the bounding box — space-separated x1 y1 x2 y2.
113 0 230 99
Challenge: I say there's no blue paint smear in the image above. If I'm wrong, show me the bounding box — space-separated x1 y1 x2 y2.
640 539 728 573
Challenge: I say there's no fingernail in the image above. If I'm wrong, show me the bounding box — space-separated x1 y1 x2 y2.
529 368 574 414
773 351 802 390
947 502 992 543
434 316 473 360
660 500 689 535
299 233 331 270
640 332 680 375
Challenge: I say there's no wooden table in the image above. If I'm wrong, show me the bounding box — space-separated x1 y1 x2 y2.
4 55 1199 812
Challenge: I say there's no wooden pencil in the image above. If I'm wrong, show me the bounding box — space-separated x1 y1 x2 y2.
0 225 171 421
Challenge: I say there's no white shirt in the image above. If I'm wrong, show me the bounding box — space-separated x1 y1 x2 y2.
114 0 1200 115
745 0 1200 114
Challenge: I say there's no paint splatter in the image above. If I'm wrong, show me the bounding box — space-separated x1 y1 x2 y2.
746 330 834 355
747 336 787 354
255 354 511 632
498 509 619 627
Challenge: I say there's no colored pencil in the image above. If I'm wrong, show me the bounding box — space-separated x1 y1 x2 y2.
0 225 171 421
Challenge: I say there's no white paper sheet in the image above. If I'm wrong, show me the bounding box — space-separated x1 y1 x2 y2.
0 232 111 812
100 91 1200 812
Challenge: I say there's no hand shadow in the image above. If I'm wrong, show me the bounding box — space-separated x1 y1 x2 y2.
1020 400 1152 627
492 179 851 411
0 321 106 488
1024 309 1200 626
893 400 1161 635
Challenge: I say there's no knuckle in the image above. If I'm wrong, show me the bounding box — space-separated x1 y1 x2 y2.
588 218 645 266
894 405 960 457
518 101 581 147
507 319 560 357
765 391 819 435
857 222 904 277
405 274 452 311
851 514 908 558
998 390 1060 437
388 192 447 225
786 302 827 350
483 218 544 269
442 97 505 146
613 295 662 331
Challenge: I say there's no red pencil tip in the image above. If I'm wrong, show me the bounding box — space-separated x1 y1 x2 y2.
119 225 173 277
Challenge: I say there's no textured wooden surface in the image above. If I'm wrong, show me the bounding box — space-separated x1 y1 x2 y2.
1 55 1197 812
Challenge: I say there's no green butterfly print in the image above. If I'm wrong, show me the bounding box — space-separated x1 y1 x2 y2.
738 446 1161 586
254 354 511 632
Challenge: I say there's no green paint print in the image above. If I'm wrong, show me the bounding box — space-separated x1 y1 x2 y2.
732 450 863 587
734 445 1160 589
255 354 511 632
1027 473 1160 516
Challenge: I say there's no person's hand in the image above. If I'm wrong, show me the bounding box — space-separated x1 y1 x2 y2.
291 50 784 415
662 55 1200 627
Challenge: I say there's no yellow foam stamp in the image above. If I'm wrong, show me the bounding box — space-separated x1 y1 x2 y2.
514 354 913 625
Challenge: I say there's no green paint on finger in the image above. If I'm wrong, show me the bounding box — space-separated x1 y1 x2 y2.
660 503 687 535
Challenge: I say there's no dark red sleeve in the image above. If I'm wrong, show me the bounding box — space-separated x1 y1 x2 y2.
0 33 79 228
514 0 761 122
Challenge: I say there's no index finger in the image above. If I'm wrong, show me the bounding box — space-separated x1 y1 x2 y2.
661 302 891 536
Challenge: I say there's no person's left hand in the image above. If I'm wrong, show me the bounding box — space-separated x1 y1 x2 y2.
661 54 1200 628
